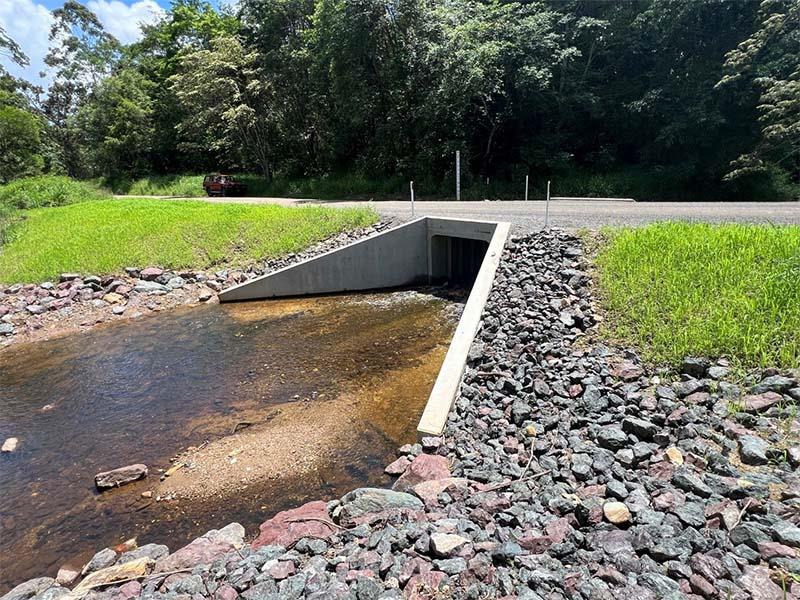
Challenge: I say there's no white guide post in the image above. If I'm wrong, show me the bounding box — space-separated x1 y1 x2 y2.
455 151 461 201
544 180 551 229
525 175 529 201
410 181 415 217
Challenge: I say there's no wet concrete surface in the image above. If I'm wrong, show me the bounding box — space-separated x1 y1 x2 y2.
0 290 459 591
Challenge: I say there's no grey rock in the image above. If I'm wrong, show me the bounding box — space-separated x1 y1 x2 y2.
1 578 59 600
597 427 629 450
81 548 117 575
738 435 769 466
672 467 712 497
750 375 795 394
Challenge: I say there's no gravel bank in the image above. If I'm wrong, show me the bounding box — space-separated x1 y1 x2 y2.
4 229 800 600
0 220 397 347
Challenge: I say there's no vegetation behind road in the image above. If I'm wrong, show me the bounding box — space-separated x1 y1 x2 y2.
597 223 800 369
0 195 376 283
1 0 798 201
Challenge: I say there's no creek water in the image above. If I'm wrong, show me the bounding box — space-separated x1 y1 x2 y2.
0 290 459 592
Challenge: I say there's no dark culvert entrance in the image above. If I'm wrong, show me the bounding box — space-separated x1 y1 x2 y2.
430 235 489 287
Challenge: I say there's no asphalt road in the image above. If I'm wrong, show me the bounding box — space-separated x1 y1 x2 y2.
193 197 800 233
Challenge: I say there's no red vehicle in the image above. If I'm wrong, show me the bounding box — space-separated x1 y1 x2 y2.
202 174 248 197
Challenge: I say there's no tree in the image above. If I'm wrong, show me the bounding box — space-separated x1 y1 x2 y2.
77 69 155 178
169 36 277 179
127 0 240 172
42 1 120 177
718 0 799 181
0 106 43 182
0 25 29 70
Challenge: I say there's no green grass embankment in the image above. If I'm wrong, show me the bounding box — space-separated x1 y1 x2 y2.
596 223 800 369
0 178 376 283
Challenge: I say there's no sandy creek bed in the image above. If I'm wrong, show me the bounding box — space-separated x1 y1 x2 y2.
0 289 460 592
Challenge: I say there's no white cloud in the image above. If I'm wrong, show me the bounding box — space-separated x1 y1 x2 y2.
0 0 165 87
86 0 164 45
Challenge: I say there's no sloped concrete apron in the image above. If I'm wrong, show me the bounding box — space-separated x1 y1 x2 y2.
218 216 511 436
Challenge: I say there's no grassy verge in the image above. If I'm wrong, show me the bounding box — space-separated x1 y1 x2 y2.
0 198 376 284
596 222 800 369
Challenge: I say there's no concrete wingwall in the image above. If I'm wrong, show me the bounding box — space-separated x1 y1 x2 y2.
218 215 511 436
218 218 429 301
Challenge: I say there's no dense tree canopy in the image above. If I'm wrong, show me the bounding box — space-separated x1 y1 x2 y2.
0 0 797 199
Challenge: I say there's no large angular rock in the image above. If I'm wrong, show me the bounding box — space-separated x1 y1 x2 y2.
337 488 423 525
94 464 147 489
429 533 469 557
741 391 783 412
597 427 629 450
251 501 335 549
737 565 785 600
155 523 244 572
738 435 769 465
1 577 59 600
750 375 795 394
392 454 451 493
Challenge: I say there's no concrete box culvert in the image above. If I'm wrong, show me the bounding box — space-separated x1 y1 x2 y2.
219 216 511 435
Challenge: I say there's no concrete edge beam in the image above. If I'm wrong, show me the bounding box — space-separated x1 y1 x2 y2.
416 221 510 435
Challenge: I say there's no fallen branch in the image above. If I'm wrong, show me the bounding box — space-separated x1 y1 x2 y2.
72 567 194 595
284 516 349 531
482 469 551 492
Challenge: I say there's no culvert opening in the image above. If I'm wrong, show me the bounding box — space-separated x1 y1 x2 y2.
430 235 489 287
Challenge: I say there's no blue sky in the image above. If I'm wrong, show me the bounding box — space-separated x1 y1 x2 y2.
0 0 170 85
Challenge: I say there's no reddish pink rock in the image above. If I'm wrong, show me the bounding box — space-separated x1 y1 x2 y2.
758 541 798 560
139 267 164 280
738 565 784 600
155 523 244 572
611 361 643 381
519 535 553 553
648 461 675 481
116 581 142 600
216 584 238 600
576 484 606 499
412 477 469 505
685 391 710 404
251 500 335 549
742 391 783 412
544 518 571 544
392 454 451 493
405 571 446 599
384 456 411 476
267 561 296 580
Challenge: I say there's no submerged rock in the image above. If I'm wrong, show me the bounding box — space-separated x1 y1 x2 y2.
94 464 148 489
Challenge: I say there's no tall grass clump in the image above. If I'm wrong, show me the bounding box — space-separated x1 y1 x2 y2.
0 199 377 283
0 176 111 245
0 175 110 210
596 222 800 369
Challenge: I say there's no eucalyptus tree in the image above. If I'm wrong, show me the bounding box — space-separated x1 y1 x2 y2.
169 36 277 179
718 0 799 182
42 1 120 176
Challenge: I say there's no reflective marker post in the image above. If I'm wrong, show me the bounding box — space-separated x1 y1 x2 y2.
410 181 415 217
455 151 461 201
544 180 551 229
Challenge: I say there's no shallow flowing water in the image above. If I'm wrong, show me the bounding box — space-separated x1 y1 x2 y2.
0 290 459 591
